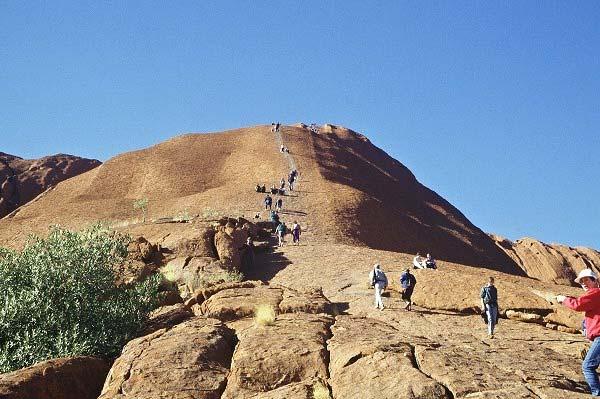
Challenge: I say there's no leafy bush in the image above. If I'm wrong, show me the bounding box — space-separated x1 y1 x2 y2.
0 224 160 373
254 304 276 326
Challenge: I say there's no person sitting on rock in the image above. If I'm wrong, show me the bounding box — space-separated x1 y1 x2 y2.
255 184 261 192
424 253 437 269
413 253 425 269
400 268 417 311
270 185 278 195
369 264 388 311
275 198 283 212
275 221 286 247
292 221 301 245
480 277 499 338
260 184 266 193
556 269 600 396
264 195 273 210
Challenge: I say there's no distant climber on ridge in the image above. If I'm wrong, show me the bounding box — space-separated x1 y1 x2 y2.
292 221 301 245
264 194 273 210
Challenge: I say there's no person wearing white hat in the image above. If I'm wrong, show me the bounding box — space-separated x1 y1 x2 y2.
556 268 600 396
369 264 388 310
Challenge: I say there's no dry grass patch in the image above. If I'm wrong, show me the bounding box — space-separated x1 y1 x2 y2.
254 304 276 326
312 381 331 399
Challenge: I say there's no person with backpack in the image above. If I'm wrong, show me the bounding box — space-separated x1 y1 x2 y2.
275 221 286 247
269 210 279 232
292 221 301 245
400 268 417 311
264 195 273 210
369 264 388 310
480 277 499 338
556 269 600 396
276 198 283 212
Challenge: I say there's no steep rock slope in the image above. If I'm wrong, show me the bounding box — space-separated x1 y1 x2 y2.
0 125 520 274
491 234 600 285
0 152 100 218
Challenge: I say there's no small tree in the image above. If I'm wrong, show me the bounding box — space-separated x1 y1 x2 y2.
133 198 149 222
0 224 160 372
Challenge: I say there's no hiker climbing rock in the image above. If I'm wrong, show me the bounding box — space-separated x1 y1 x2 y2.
275 221 286 247
240 237 255 270
556 269 600 396
369 264 388 310
292 221 301 245
400 268 417 311
275 198 283 212
270 210 280 231
264 195 273 210
480 277 499 338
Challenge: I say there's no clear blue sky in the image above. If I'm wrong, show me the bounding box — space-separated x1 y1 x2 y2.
2 2 599 248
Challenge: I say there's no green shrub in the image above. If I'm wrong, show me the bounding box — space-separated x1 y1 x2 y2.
0 224 160 373
133 198 149 222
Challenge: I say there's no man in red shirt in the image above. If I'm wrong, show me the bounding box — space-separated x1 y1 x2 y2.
557 269 600 396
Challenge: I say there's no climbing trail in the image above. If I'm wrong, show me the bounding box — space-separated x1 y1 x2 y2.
273 126 297 172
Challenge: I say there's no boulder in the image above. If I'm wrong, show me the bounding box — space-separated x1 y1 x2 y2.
99 317 235 399
328 316 448 399
127 236 158 263
221 313 333 399
0 356 110 399
214 227 248 270
199 286 283 321
174 228 216 258
140 303 193 335
278 286 333 315
160 256 232 299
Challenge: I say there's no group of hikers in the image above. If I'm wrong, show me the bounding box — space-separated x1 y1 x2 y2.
412 252 437 269
369 262 600 397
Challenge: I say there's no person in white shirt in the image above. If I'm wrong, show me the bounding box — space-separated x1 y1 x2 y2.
369 264 388 310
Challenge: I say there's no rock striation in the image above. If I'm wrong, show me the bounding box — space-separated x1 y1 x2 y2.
0 152 100 218
491 235 600 285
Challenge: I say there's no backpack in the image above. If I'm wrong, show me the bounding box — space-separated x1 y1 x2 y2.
371 270 378 286
482 286 497 305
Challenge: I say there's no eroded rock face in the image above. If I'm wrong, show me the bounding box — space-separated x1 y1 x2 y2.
199 286 283 320
99 317 235 399
0 152 100 218
222 313 333 399
328 316 449 399
0 356 109 399
491 235 600 285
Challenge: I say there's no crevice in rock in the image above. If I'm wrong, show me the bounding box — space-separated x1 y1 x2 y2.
342 353 364 369
218 330 239 399
409 344 455 399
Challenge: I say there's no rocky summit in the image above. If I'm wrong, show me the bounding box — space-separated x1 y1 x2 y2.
1 124 599 398
0 152 100 218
